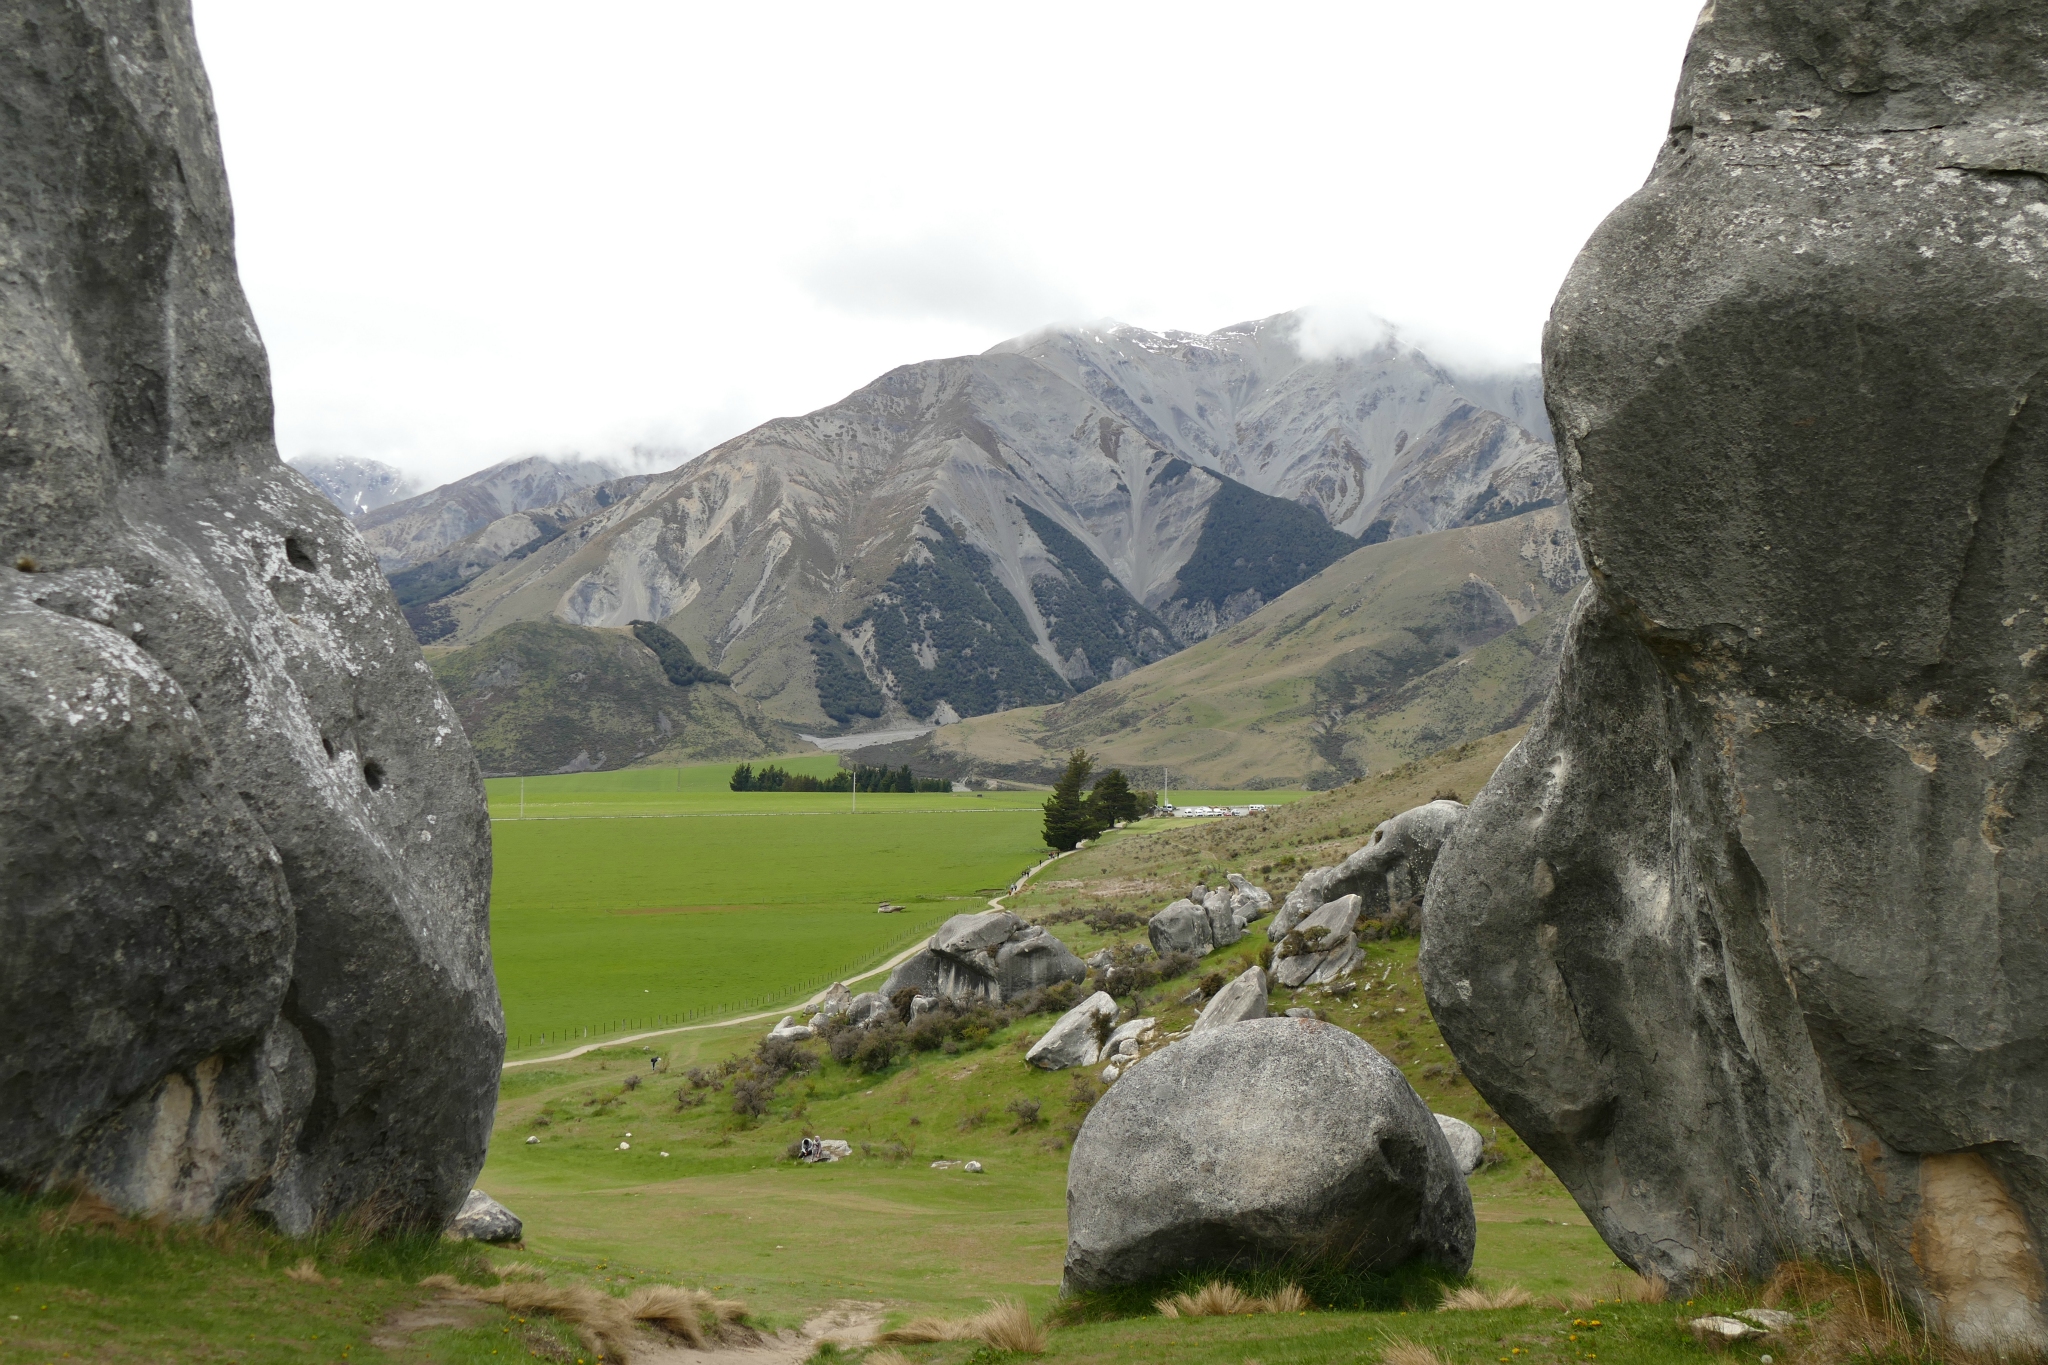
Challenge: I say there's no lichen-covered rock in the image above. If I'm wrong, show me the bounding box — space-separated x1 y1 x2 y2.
450 1190 522 1244
1147 899 1213 957
1063 1018 1472 1292
1225 874 1273 922
0 1 498 1234
881 911 1084 1005
1191 966 1269 1034
1272 894 1364 989
1272 801 1463 941
1419 4 2048 1351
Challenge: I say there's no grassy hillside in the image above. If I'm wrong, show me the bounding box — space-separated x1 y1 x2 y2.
427 619 797 776
923 506 1582 788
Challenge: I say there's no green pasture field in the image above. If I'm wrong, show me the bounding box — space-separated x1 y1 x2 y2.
489 787 1054 1055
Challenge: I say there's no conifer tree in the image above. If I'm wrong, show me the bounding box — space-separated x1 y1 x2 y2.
1042 749 1105 851
1086 768 1141 827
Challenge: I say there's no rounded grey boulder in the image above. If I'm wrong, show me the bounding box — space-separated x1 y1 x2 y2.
1063 1018 1473 1292
1273 800 1464 941
1147 899 1213 957
1434 1115 1484 1176
1190 965 1269 1034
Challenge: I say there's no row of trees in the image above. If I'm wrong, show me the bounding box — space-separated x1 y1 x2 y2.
728 762 949 793
1042 750 1153 851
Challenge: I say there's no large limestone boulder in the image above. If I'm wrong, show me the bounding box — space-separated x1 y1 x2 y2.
1419 5 2048 1351
1272 800 1463 940
450 1190 523 1244
1225 874 1273 923
882 911 1084 1005
0 3 498 1233
1064 1018 1472 1292
1147 899 1213 957
1434 1115 1484 1177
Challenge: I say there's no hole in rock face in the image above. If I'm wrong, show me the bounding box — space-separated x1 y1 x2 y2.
284 537 317 572
321 737 336 759
362 760 385 791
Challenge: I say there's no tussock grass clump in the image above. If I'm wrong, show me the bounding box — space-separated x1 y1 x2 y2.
284 1258 330 1285
423 1274 752 1361
1053 1259 1454 1324
1155 1279 1312 1317
1439 1282 1534 1311
879 1298 1046 1353
1380 1341 1454 1365
1564 1272 1666 1310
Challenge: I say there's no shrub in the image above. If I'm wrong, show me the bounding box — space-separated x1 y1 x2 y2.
959 1107 990 1132
1006 1099 1042 1130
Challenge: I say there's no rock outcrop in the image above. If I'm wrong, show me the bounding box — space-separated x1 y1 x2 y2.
0 1 500 1233
1419 5 2048 1351
1273 800 1463 940
1271 894 1364 989
882 911 1085 1005
1063 1018 1473 1292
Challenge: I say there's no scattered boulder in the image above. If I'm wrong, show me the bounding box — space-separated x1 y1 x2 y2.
1191 966 1269 1034
845 991 891 1027
1284 1007 1320 1020
0 2 499 1233
1105 1017 1155 1057
766 1016 812 1042
1148 900 1213 958
1689 1318 1766 1343
964 1161 983 1173
1272 801 1464 941
1419 3 2048 1348
1271 894 1364 989
797 1137 852 1164
450 1191 522 1244
1201 888 1244 948
1226 874 1274 922
1064 1018 1473 1292
1739 1310 1798 1332
1434 1114 1485 1176
1027 991 1120 1070
881 911 1085 1005
813 982 854 1020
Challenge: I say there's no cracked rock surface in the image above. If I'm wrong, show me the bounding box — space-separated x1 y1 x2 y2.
0 0 499 1233
1420 2 2048 1352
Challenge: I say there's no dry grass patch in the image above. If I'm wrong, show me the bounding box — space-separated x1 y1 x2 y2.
1155 1280 1313 1317
878 1298 1046 1353
422 1273 752 1361
1439 1283 1534 1311
1380 1340 1454 1365
284 1258 331 1285
1564 1272 1666 1310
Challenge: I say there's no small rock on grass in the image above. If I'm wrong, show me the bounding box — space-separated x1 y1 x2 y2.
1026 991 1119 1070
1690 1316 1767 1341
1434 1114 1485 1175
450 1190 522 1243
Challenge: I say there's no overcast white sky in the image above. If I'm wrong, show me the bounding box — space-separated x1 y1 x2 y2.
192 0 1704 490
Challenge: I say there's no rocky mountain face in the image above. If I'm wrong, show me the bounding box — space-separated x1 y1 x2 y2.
290 455 416 517
418 315 1556 731
1421 4 2048 1352
0 1 498 1232
906 507 1583 788
352 455 623 571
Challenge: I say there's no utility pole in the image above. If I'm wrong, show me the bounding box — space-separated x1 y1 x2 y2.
851 764 857 815
520 776 525 819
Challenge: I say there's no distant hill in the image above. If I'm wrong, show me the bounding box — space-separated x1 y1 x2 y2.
907 506 1584 788
412 311 1559 732
353 455 626 570
426 619 794 776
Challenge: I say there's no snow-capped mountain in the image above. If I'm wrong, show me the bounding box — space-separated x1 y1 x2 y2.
289 454 416 517
409 312 1557 729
